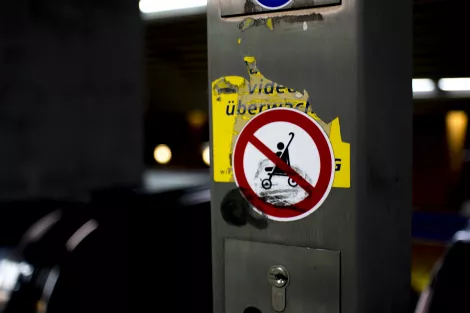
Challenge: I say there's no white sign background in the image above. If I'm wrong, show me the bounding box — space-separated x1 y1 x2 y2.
243 121 321 207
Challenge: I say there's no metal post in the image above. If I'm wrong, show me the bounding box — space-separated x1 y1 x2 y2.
208 0 411 312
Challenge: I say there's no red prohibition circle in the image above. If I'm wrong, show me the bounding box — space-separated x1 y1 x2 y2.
232 108 334 221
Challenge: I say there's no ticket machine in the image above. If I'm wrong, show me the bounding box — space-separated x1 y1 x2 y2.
208 0 411 312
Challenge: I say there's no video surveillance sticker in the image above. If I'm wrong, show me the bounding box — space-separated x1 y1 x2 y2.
211 56 350 189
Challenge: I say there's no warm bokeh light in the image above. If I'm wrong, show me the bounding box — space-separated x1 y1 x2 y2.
446 111 468 171
202 145 210 166
188 110 208 129
154 144 172 165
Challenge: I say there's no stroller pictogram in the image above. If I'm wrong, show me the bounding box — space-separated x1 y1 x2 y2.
261 132 298 190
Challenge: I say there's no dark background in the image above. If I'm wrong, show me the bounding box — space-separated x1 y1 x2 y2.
0 0 469 312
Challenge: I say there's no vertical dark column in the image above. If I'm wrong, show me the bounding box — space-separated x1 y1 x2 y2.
0 0 143 200
357 0 412 311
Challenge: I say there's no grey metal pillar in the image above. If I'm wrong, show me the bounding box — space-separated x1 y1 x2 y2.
208 1 411 313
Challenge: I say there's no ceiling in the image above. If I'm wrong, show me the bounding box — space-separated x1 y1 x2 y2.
145 0 470 113
414 0 470 79
145 14 208 113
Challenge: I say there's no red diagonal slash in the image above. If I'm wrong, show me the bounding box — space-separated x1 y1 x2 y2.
249 136 315 195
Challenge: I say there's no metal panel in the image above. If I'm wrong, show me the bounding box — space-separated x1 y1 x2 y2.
220 0 341 17
208 0 411 312
225 239 340 313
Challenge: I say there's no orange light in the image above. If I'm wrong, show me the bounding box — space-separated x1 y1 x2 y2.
446 111 468 171
187 110 207 129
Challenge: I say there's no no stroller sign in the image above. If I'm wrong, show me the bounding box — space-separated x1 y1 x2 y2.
232 108 335 221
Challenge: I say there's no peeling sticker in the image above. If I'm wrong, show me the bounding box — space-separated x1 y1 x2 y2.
239 17 274 31
238 13 322 32
211 57 351 188
265 17 274 30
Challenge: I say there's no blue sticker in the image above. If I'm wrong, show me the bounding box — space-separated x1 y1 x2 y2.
255 0 293 10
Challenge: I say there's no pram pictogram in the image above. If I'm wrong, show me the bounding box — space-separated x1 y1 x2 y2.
261 132 298 190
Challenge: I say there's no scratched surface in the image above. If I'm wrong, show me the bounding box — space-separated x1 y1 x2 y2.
208 0 412 312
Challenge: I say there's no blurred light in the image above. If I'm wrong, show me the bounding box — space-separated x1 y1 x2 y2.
438 78 470 92
446 111 468 171
139 0 207 14
411 267 432 294
143 170 210 193
454 229 470 242
22 211 61 243
180 189 211 206
188 110 207 129
412 79 435 93
0 260 20 290
37 300 47 313
66 220 98 252
0 290 7 302
0 260 32 291
154 145 172 165
18 262 32 276
42 267 60 303
202 145 210 166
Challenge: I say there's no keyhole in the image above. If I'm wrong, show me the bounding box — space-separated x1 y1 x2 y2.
268 265 289 288
275 274 287 281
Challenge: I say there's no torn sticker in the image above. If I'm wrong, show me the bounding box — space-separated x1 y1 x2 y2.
211 56 351 188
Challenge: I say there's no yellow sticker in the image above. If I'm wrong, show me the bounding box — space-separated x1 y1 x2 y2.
212 56 351 188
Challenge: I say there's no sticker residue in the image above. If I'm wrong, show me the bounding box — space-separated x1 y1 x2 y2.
239 18 274 31
238 14 323 32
